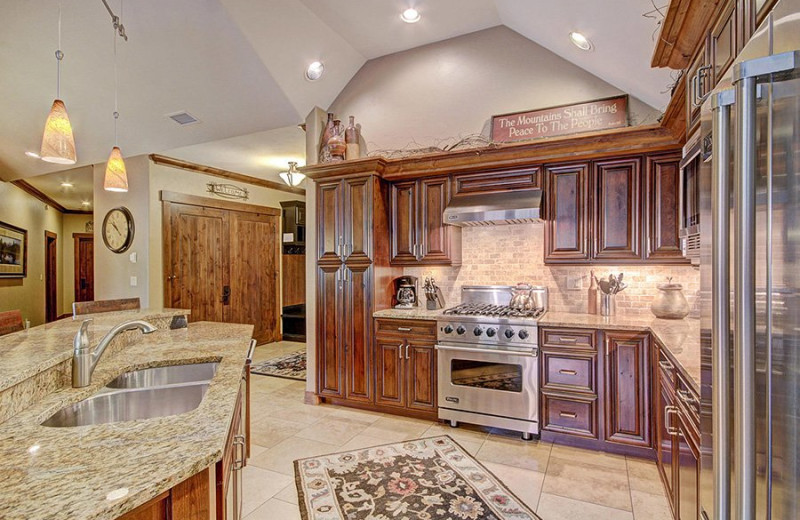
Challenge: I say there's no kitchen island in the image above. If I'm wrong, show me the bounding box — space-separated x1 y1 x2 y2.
0 311 253 520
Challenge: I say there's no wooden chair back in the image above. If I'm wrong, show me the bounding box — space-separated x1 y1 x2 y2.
72 298 141 317
0 310 24 336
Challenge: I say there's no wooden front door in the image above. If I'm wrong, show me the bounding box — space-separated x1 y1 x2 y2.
163 192 281 344
45 231 58 322
73 233 94 304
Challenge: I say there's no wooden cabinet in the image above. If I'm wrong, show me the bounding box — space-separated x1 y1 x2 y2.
645 153 684 261
374 318 437 418
604 331 651 448
390 178 461 266
685 41 710 135
711 1 738 84
216 377 246 520
592 158 641 261
544 163 591 262
451 167 541 196
343 263 373 403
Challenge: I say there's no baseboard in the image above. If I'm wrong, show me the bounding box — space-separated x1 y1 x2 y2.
304 391 322 405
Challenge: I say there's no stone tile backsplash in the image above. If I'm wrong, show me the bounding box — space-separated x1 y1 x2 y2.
404 223 700 316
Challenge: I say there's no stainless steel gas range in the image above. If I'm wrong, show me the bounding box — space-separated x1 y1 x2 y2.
435 285 546 440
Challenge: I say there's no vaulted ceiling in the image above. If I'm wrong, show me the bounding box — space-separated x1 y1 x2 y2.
0 0 673 184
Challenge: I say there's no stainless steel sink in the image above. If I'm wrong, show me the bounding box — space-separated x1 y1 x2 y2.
41 383 209 427
105 362 219 389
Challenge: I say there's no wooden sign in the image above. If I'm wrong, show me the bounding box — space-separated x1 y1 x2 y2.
207 182 249 200
491 95 629 143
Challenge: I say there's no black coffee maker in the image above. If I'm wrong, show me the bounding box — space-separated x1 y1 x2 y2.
393 276 418 308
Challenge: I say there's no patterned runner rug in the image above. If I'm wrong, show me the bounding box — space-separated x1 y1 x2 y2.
250 350 306 381
294 435 541 520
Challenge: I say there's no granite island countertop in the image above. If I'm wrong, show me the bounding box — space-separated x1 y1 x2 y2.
373 307 701 392
0 320 253 520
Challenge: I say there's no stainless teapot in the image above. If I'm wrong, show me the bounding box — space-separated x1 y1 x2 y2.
509 284 534 310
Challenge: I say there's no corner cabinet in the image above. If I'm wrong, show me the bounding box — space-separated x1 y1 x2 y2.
390 178 461 266
315 174 400 406
544 153 686 265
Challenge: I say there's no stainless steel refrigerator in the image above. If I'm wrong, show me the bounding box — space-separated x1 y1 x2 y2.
699 1 800 519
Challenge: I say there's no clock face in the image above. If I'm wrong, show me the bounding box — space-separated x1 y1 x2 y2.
102 207 134 253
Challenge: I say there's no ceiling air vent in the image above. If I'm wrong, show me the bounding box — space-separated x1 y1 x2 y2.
166 111 199 126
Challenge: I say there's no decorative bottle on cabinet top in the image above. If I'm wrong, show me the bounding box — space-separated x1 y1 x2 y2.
319 113 335 163
327 120 346 162
345 116 360 160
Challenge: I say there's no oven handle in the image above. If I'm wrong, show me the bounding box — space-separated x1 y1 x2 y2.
435 343 539 357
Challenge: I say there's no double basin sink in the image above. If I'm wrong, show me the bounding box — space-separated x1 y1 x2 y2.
42 362 219 427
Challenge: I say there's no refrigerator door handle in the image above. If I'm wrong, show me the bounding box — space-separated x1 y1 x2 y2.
711 87 734 520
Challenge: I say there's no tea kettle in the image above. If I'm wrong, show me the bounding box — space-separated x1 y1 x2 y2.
510 283 533 310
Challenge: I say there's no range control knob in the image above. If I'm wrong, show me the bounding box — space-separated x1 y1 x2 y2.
456 325 467 335
518 329 530 340
473 326 484 336
443 325 454 334
504 328 515 339
486 328 497 338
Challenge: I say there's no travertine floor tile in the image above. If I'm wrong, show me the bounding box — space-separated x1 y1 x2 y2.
249 436 339 475
549 443 628 470
542 457 632 511
630 489 672 520
241 465 293 517
536 492 634 520
244 497 302 520
482 461 545 511
423 422 490 444
274 483 299 505
359 416 434 442
475 434 551 472
323 406 384 425
337 434 391 451
627 457 665 493
293 415 368 446
248 416 307 449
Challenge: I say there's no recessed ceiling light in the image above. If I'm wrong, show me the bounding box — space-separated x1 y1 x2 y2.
569 31 593 51
401 8 420 23
305 61 324 81
25 151 40 158
60 182 73 188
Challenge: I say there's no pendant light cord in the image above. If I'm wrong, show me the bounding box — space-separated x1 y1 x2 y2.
56 0 63 99
113 13 119 146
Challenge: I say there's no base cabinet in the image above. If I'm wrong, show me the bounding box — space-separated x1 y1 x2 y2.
604 331 651 447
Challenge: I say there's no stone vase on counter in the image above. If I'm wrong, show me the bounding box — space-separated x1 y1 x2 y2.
651 280 690 319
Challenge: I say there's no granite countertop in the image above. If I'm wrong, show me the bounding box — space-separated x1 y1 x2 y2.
0 320 253 520
372 307 701 393
0 308 189 393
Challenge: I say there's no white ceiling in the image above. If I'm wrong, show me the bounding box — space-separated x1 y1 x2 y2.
23 166 94 211
0 0 674 184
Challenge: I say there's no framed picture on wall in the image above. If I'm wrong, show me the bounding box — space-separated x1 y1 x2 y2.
0 220 27 278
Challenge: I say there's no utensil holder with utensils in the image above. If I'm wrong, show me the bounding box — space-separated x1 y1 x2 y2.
594 272 626 316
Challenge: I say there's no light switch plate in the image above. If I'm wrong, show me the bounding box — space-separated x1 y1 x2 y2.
129 252 137 263
130 276 137 287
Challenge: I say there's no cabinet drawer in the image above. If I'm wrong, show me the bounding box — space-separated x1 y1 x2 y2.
375 318 436 339
676 372 700 428
542 394 598 438
452 167 541 196
657 345 676 387
542 352 596 394
541 328 596 351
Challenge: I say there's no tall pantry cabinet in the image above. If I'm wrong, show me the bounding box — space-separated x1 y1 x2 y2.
314 168 400 406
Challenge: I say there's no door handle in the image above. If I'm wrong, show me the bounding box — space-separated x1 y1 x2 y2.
222 285 231 305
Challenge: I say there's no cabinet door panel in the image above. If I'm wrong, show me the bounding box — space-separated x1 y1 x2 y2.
317 181 342 263
419 178 458 264
604 331 651 447
656 379 677 508
711 1 737 84
544 163 590 262
390 181 418 264
593 158 641 260
677 411 700 520
344 264 372 402
375 339 405 407
317 265 343 397
646 154 685 261
406 342 437 411
344 177 372 264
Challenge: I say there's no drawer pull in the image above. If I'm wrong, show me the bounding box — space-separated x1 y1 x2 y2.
559 411 578 418
665 405 682 437
557 336 578 343
677 389 698 407
398 343 404 358
558 369 578 376
397 327 412 332
659 360 675 371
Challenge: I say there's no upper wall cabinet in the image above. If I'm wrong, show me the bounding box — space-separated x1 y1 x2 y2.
317 176 377 265
390 178 461 266
544 153 687 265
451 167 541 196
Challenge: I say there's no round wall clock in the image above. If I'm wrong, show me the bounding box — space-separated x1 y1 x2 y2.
102 206 135 253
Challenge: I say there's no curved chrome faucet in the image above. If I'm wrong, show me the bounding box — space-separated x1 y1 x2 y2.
72 319 157 388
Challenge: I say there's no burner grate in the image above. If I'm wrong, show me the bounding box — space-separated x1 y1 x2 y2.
443 303 544 319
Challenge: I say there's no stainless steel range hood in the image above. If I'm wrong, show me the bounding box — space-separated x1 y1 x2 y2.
443 190 543 227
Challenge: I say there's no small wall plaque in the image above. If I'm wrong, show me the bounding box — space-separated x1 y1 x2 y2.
207 182 249 200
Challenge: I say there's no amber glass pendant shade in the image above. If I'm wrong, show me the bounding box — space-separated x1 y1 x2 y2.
103 146 128 192
40 99 77 164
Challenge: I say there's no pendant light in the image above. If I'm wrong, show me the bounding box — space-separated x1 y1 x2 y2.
104 0 128 192
279 162 305 187
40 1 77 165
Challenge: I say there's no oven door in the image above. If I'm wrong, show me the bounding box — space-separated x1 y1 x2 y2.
435 343 538 423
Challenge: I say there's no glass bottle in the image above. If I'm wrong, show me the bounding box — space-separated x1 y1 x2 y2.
345 115 360 160
328 120 346 161
318 113 335 163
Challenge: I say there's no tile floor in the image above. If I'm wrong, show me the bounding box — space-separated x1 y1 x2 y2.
243 342 672 520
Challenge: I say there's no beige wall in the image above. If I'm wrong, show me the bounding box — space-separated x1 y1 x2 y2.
328 26 660 155
402 223 700 316
147 161 305 308
0 181 64 325
92 156 151 307
61 213 93 313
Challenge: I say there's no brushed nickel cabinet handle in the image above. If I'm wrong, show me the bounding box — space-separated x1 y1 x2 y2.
658 359 674 371
558 336 578 343
398 343 404 358
559 411 578 419
558 369 578 376
405 344 410 360
665 405 681 437
397 327 412 332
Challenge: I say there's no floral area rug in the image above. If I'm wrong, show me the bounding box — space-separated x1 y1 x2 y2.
294 435 541 520
250 350 306 381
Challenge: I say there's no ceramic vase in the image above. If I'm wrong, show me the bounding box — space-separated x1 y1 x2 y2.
651 282 690 319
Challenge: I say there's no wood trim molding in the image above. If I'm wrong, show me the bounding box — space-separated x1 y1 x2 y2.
651 0 723 69
10 180 92 214
660 83 687 142
159 190 282 216
149 154 305 196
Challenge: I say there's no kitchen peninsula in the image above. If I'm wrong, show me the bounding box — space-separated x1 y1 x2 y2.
0 310 254 520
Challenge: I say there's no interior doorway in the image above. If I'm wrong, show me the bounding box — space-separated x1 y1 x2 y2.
73 233 94 304
44 231 57 322
161 192 281 344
